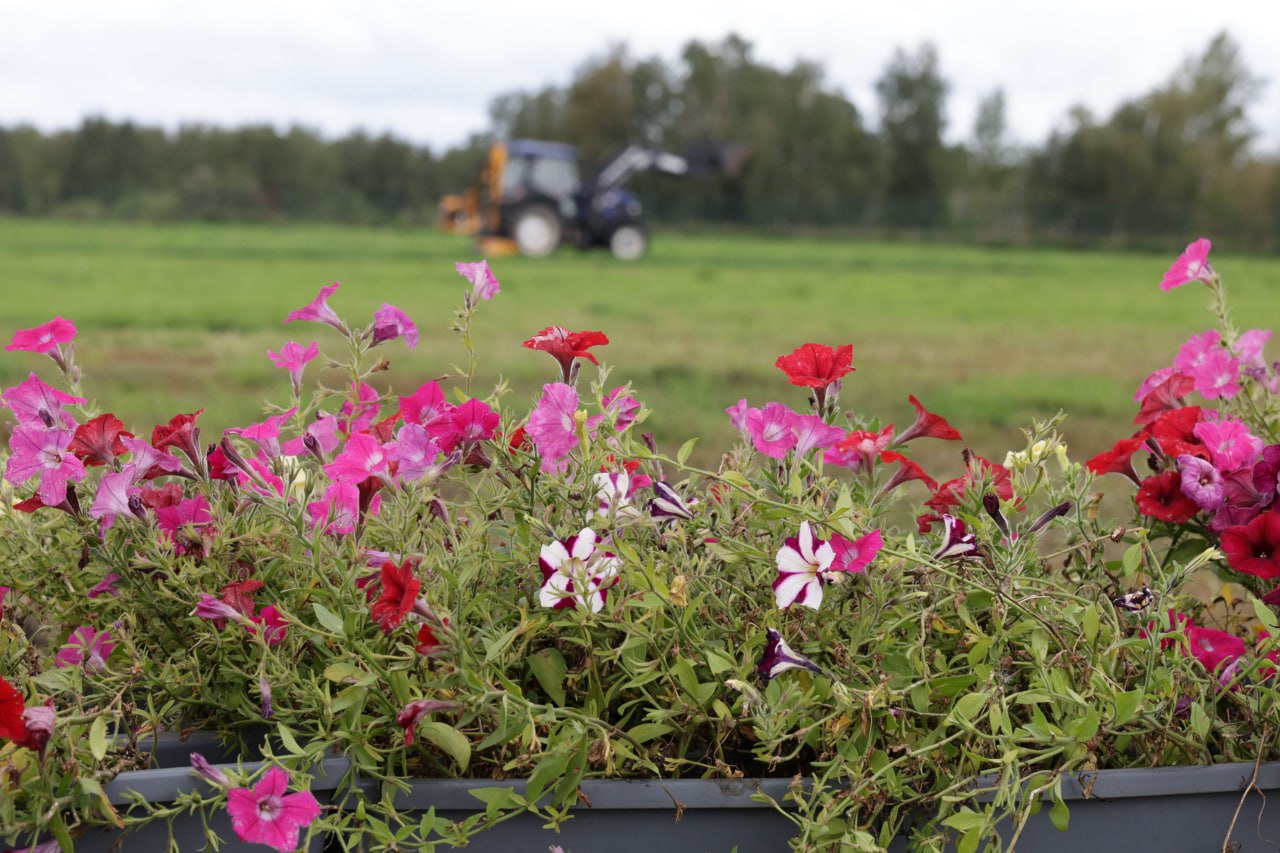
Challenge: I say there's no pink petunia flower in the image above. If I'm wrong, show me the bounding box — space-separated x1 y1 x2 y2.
307 482 361 535
2 373 85 429
87 574 120 599
1134 365 1188 403
829 529 883 574
1183 626 1245 674
1190 348 1241 400
371 304 419 349
725 399 754 434
396 698 461 746
1159 238 1214 291
267 342 320 397
773 521 837 610
227 409 297 461
339 382 381 435
445 399 499 448
745 402 799 459
538 528 619 612
281 414 341 461
1174 330 1222 372
89 463 145 535
325 433 389 485
789 413 845 456
385 423 442 484
398 381 454 427
825 425 894 472
1237 329 1272 370
226 766 321 853
284 282 348 334
6 317 77 354
55 626 115 672
155 496 214 555
1193 417 1263 473
1177 454 1225 512
5 425 87 506
249 605 288 647
602 386 640 431
527 383 582 473
455 260 501 303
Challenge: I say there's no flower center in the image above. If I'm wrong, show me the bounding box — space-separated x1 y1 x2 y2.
257 794 281 821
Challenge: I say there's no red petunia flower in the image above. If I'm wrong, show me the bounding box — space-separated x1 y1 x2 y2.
774 343 854 390
924 454 1013 517
523 326 610 383
0 675 27 743
415 623 442 655
1221 511 1280 580
69 414 133 467
1184 626 1245 674
152 410 205 471
370 560 420 633
877 450 938 498
1150 406 1206 460
1135 470 1198 523
1085 433 1149 484
1134 373 1195 427
894 395 962 445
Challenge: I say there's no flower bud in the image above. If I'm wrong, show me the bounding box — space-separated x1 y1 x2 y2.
190 752 232 789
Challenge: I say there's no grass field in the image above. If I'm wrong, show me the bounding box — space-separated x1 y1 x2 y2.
3 219 1280 475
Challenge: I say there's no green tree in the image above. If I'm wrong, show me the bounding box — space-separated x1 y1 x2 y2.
875 43 950 227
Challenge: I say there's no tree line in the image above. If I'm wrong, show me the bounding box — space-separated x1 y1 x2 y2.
2 32 1277 248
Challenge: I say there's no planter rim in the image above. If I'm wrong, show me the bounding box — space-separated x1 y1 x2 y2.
359 761 1280 811
103 756 351 806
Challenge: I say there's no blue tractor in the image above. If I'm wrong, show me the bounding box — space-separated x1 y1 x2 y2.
438 139 749 259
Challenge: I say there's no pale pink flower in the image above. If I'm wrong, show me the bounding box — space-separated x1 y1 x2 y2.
7 317 76 354
267 341 319 396
371 304 418 349
1178 454 1225 512
1159 238 1214 291
528 383 581 472
790 413 845 456
1174 330 1222 372
119 435 185 478
603 387 640 431
745 403 798 459
226 766 321 852
339 382 381 435
386 423 441 484
1194 417 1263 473
1237 329 1272 370
455 260 501 302
284 282 347 334
773 521 836 610
2 373 85 429
5 425 87 506
725 399 754 434
55 626 115 672
89 463 144 534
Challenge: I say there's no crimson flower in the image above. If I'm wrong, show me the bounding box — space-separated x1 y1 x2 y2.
69 413 133 467
1085 433 1148 484
226 766 321 852
877 450 938 498
1184 626 1245 674
1221 511 1280 579
924 454 1012 516
756 629 823 680
152 410 206 472
1134 373 1195 426
1135 471 1198 523
894 395 962 445
0 675 25 743
774 343 854 390
523 326 609 383
396 698 461 746
371 560 420 633
415 623 444 655
1150 406 1206 459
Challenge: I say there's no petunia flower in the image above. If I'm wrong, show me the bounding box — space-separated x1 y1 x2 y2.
1237 329 1272 370
0 676 26 744
267 341 320 397
1159 238 1214 291
194 593 251 625
156 496 214 555
398 381 454 428
1085 433 1148 485
370 560 420 633
5 425 87 507
89 464 146 535
151 411 206 473
284 281 348 334
894 394 963 445
824 425 894 472
88 573 121 599
443 399 499 450
1210 469 1269 533
20 704 55 754
773 521 839 610
774 343 854 390
1183 626 1245 674
396 698 461 746
1190 347 1240 399
120 435 186 479
1135 365 1189 403
523 326 610 383
933 514 978 560
538 528 620 613
877 450 938 498
281 413 341 462
745 402 799 459
2 373 85 429
325 433 390 485
339 381 381 435
649 481 698 521
456 260 501 303
756 629 823 680
190 753 232 789
790 413 845 456
602 386 640 431
1150 406 1206 459
7 316 76 355
1134 372 1196 426
829 529 883 574
527 383 586 473
306 482 360 535
725 399 754 434
55 626 115 672
1221 511 1280 579
1136 471 1199 523
249 605 288 647
589 471 651 522
226 766 321 853
1253 445 1280 507
69 414 132 467
371 304 419 349
1178 454 1225 512
1193 417 1262 473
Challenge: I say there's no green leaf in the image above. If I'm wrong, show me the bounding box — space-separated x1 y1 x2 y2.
89 715 109 761
324 662 374 686
1082 604 1099 644
720 471 751 490
627 723 673 744
1121 544 1142 577
676 438 698 466
1253 596 1279 632
312 602 345 634
957 826 983 853
527 648 568 706
525 744 574 803
469 786 521 814
417 722 471 772
276 723 305 756
952 691 989 722
1049 797 1070 832
941 808 986 832
1190 702 1210 738
704 648 736 675
1113 689 1142 725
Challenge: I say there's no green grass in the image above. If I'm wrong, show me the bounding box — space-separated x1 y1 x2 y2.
3 219 1279 474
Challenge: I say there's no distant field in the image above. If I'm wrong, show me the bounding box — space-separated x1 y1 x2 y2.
3 220 1279 475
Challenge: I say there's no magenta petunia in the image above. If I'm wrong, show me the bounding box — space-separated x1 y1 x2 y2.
398 381 453 427
5 425 87 506
2 373 85 429
1177 454 1225 512
87 573 120 599
446 399 499 447
1184 625 1245 674
527 383 582 473
55 626 115 672
89 464 145 535
1190 347 1241 400
1173 330 1222 372
281 414 341 461
386 423 442 484
1159 238 1214 291
339 382 381 435
226 766 321 853
1237 329 1272 370
789 413 845 456
119 435 185 479
1193 416 1262 473
825 425 894 472
325 433 389 485
829 528 883 574
371 304 419 349
456 260 501 302
284 281 347 334
6 317 77 354
307 482 361 535
725 399 754 434
602 386 640 431
250 605 289 647
227 409 297 461
267 341 320 396
155 496 214 555
745 402 799 459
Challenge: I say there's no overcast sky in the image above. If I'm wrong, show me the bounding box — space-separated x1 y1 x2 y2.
5 0 1280 153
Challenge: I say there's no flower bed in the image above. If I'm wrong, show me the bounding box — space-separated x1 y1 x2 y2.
4 246 1280 852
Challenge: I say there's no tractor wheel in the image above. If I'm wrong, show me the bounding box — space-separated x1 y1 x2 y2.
609 225 647 261
511 205 561 257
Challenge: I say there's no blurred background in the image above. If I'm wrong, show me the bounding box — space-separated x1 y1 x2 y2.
4 0 1280 473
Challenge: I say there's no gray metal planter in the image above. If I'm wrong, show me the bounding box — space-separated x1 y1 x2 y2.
71 734 350 853
359 762 1280 853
